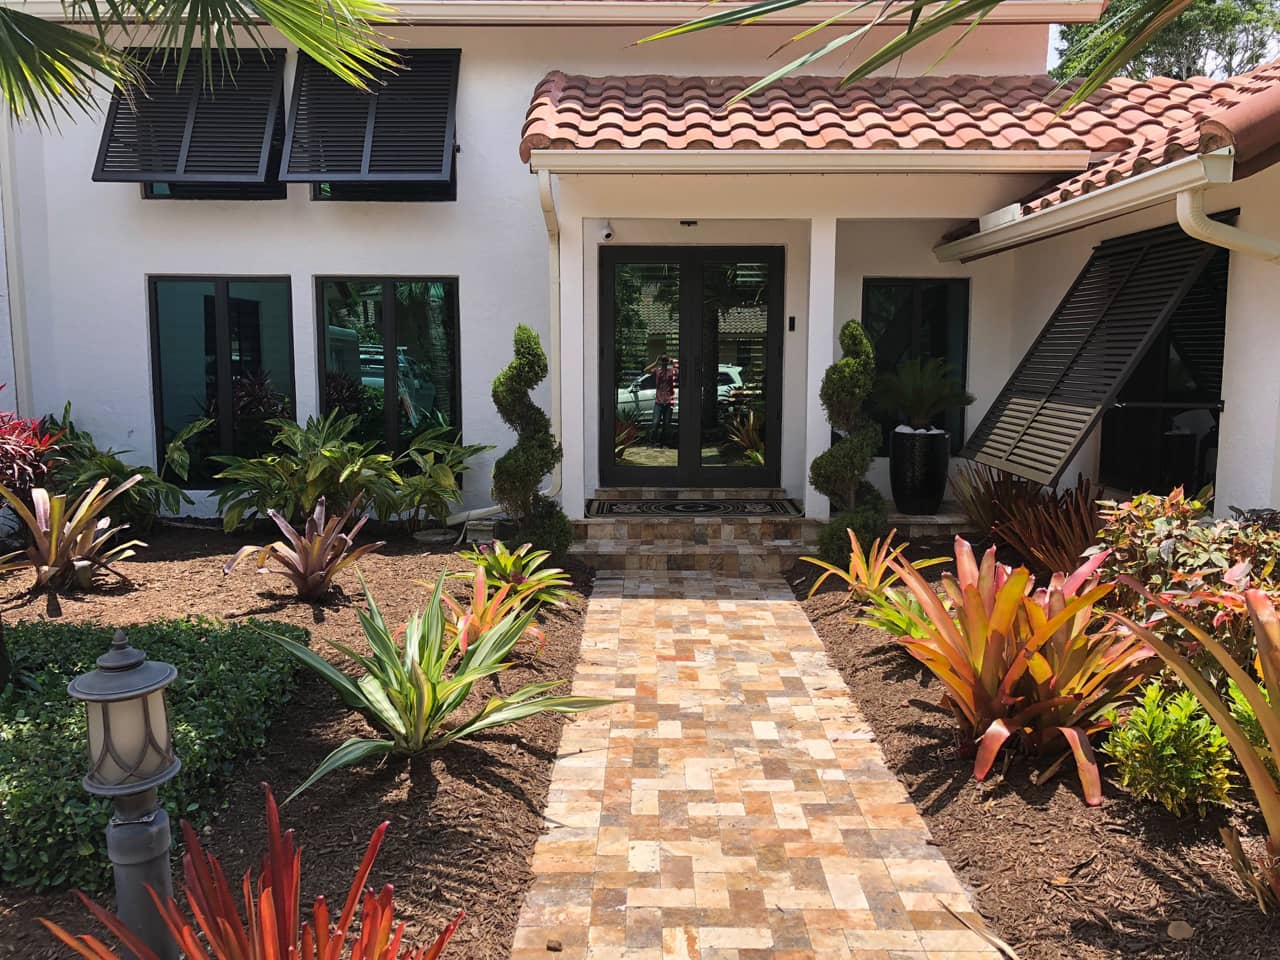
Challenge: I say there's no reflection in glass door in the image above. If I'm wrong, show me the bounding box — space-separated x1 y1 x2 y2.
600 247 783 486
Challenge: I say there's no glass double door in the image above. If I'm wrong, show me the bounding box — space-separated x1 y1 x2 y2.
600 246 784 486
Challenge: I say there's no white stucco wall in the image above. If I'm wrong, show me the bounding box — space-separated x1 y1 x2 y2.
998 162 1280 512
4 21 1052 513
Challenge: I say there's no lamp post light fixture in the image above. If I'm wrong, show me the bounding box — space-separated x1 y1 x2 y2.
68 630 180 960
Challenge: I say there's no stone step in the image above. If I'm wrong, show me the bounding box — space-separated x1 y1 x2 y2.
572 515 821 547
886 502 979 539
591 487 788 501
570 540 812 577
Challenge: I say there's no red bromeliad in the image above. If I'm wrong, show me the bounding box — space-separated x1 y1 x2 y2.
41 785 463 960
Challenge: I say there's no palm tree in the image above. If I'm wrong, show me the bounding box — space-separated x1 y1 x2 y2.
640 0 1207 108
0 0 394 125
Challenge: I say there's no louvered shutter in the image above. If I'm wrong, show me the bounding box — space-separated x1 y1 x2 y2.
281 50 460 182
94 52 285 183
962 222 1224 485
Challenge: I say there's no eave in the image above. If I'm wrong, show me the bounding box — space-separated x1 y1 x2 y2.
933 149 1237 262
1 0 1107 26
526 149 1095 175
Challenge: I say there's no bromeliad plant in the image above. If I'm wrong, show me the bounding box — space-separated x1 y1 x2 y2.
887 537 1155 804
801 528 945 602
0 476 145 590
456 539 572 608
224 496 386 601
42 784 461 960
268 577 613 799
993 474 1103 574
1111 586 1280 910
443 564 549 651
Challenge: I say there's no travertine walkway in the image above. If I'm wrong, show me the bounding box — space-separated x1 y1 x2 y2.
511 570 998 959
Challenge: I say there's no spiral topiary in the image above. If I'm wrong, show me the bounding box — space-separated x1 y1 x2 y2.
809 319 887 563
492 325 568 551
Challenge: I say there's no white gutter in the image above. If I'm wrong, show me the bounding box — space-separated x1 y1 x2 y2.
1176 187 1280 263
5 0 1105 25
0 110 33 416
934 149 1237 262
527 149 1094 176
446 169 562 527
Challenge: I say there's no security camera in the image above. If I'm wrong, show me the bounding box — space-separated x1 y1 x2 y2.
601 222 615 242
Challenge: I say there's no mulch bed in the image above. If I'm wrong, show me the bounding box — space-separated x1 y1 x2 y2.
791 546 1280 960
0 524 593 960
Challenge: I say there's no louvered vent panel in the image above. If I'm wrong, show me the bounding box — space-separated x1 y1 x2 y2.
94 52 283 183
183 53 283 178
1167 247 1229 396
962 222 1221 485
283 50 459 181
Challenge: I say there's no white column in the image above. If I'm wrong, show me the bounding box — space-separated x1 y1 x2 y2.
559 214 587 520
804 216 838 521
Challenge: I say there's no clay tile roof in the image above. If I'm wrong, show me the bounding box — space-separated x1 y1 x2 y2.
519 58 1280 211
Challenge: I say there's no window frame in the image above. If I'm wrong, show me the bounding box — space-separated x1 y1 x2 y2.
314 275 463 452
148 275 296 481
861 276 972 455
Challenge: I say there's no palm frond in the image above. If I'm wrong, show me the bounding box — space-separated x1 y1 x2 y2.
0 7 131 125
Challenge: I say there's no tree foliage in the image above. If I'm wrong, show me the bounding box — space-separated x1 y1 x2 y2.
1056 0 1280 81
492 325 562 525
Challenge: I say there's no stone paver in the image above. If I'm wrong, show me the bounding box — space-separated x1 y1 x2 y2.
511 570 998 959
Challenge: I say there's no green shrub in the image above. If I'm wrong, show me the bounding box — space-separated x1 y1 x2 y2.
516 493 574 560
0 617 304 892
41 404 211 532
809 320 886 551
1229 679 1277 782
213 412 400 530
492 325 562 524
1103 680 1234 815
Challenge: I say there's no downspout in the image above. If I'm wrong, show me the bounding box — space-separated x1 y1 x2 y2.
1176 188 1280 263
445 169 563 526
0 112 34 415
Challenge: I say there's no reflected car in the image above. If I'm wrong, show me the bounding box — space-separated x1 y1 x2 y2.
616 364 745 424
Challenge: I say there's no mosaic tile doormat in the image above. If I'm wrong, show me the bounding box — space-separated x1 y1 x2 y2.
585 498 802 518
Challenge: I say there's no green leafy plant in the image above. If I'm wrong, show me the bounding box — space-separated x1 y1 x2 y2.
809 320 886 562
1229 679 1278 782
1111 586 1280 908
42 404 211 531
888 538 1155 804
857 585 933 641
518 493 574 560
266 578 613 800
1 618 303 891
213 411 401 530
376 417 490 531
0 476 145 590
42 784 461 960
726 408 766 466
457 539 572 608
993 474 1104 574
874 356 974 430
1103 680 1234 815
492 325 562 524
801 528 945 601
443 565 548 651
224 496 386 601
950 460 1045 537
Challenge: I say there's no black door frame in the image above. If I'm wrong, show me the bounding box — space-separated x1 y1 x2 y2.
598 245 785 488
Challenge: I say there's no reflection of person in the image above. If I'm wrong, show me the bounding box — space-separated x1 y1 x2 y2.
645 354 676 446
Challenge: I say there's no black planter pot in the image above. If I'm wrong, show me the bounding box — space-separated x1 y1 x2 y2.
890 428 950 515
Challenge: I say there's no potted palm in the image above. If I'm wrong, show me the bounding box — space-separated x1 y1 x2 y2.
876 357 974 515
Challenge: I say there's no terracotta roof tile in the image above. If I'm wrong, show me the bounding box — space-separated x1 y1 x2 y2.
519 59 1280 209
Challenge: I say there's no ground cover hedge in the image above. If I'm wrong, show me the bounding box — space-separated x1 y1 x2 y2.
0 617 305 891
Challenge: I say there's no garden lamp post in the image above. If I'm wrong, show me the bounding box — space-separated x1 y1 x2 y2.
68 630 180 960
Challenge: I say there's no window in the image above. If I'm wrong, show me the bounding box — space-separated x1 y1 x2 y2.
283 51 460 202
317 279 461 450
150 278 295 485
862 278 970 455
95 51 287 200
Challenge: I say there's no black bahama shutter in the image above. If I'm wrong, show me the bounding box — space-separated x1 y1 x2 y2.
93 51 285 183
281 50 460 183
962 220 1232 485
